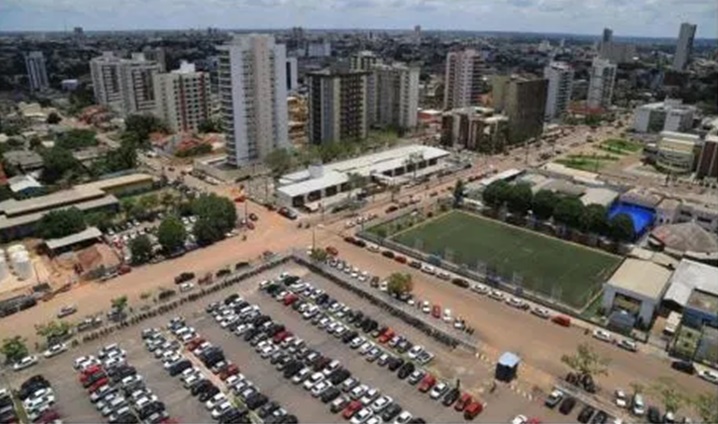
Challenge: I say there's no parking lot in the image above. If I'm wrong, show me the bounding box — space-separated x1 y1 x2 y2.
8 262 564 423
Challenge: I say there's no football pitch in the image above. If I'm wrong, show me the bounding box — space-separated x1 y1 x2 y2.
391 211 622 309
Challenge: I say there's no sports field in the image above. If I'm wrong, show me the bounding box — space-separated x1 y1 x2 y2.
391 211 622 308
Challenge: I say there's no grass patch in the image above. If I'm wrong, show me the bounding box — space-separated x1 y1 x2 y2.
391 211 621 308
601 138 643 154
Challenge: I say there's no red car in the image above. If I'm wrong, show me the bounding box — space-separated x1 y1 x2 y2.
79 365 102 377
37 408 60 424
273 330 292 343
219 364 239 381
342 400 363 419
464 401 484 420
455 393 473 412
418 374 436 392
88 377 109 393
246 222 255 230
431 305 441 319
394 255 407 264
378 329 394 344
186 337 206 351
234 196 245 203
80 370 105 386
325 246 338 256
283 293 298 306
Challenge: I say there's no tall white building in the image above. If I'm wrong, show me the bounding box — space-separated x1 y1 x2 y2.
369 63 420 130
587 57 616 109
632 99 696 133
443 49 484 110
25 51 49 92
543 61 574 121
350 51 380 71
153 61 211 133
90 52 160 117
217 34 289 167
673 23 697 71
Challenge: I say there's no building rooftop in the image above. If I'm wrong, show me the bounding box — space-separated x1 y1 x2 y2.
664 259 718 307
650 222 718 254
607 258 672 300
0 194 118 231
77 173 155 192
686 289 718 315
0 186 105 217
44 226 103 251
581 187 620 207
8 175 42 193
2 150 43 168
540 162 600 183
538 179 587 197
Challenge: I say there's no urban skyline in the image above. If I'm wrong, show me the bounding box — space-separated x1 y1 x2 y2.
1 0 716 38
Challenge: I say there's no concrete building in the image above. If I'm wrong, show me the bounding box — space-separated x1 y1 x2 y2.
285 57 298 93
587 57 617 109
24 51 49 92
217 34 289 167
307 68 370 145
655 197 718 233
602 258 672 327
153 61 211 133
697 135 718 179
443 49 484 110
664 260 718 315
492 76 548 144
90 52 161 117
368 63 419 131
655 131 700 174
599 42 637 64
440 106 508 153
543 62 574 121
673 23 697 71
142 47 167 72
602 28 613 45
632 99 696 133
350 51 380 71
275 145 450 209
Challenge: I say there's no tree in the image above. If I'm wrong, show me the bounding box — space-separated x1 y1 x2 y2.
40 147 81 183
650 377 689 415
56 128 97 150
1 336 29 363
264 148 294 177
191 194 237 245
532 190 558 220
129 235 153 264
482 180 510 209
580 204 608 234
387 272 413 297
46 112 62 125
693 393 718 424
35 320 72 344
310 248 328 262
157 216 187 253
609 213 634 242
506 182 533 215
37 208 86 239
347 173 368 199
198 118 222 133
124 114 168 145
553 197 585 229
453 179 465 207
85 211 113 232
138 193 159 216
560 342 610 380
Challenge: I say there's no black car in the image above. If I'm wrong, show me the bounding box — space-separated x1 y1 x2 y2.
281 415 298 424
388 357 405 372
224 293 240 305
670 361 695 375
577 405 595 423
409 260 421 269
199 386 220 402
342 331 358 344
382 403 402 421
320 387 341 403
18 375 50 400
591 411 608 424
174 272 195 284
257 401 281 419
246 393 269 410
168 360 192 376
351 311 364 324
235 261 250 270
139 401 165 420
559 397 577 415
647 406 662 424
397 362 415 380
283 362 303 379
190 380 212 396
442 388 460 407
329 369 351 385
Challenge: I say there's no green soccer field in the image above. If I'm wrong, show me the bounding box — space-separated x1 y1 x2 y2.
391 211 621 309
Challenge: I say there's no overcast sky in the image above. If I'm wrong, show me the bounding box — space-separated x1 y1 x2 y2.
0 0 715 38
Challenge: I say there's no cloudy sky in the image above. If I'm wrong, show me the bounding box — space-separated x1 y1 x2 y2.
0 0 715 38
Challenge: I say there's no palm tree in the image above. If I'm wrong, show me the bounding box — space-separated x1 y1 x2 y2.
561 343 610 381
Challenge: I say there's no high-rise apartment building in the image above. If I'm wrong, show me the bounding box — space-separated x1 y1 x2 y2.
602 28 613 45
673 23 697 71
217 34 289 167
25 51 49 92
90 52 160 117
350 51 380 71
153 61 211 133
143 47 167 72
286 57 298 93
697 135 718 179
307 69 370 144
543 62 574 121
368 63 420 130
492 75 548 144
587 57 617 109
443 49 484 110
441 106 508 153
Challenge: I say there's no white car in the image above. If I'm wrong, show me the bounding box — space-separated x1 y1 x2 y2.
506 297 527 309
303 372 325 390
592 329 612 343
379 281 388 292
350 384 369 400
632 394 645 416
311 380 332 397
205 393 227 410
511 415 528 424
471 284 489 295
43 343 68 358
73 355 98 370
442 308 452 322
698 369 718 385
351 407 373 424
407 345 424 359
371 395 393 413
615 389 628 408
429 382 447 399
488 290 504 301
421 301 431 314
22 388 53 407
24 394 55 411
436 271 451 281
358 342 374 355
420 264 435 275
531 306 551 319
393 411 412 424
618 339 638 352
211 400 233 419
292 368 311 384
13 355 38 371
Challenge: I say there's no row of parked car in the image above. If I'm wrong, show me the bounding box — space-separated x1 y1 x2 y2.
210 287 426 424
74 343 172 424
259 272 486 421
1 375 59 424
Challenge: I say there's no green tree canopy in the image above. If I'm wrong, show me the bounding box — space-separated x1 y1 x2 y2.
531 190 558 220
56 128 97 150
387 272 413 297
693 393 718 424
553 197 585 229
264 148 294 177
609 213 635 242
124 114 168 145
198 118 223 133
191 194 237 245
506 182 534 215
37 208 86 239
46 112 62 125
157 216 187 253
1 336 29 363
580 204 609 234
40 146 81 183
36 320 72 343
453 179 465 207
482 180 511 209
561 342 610 379
129 235 153 265
310 248 328 262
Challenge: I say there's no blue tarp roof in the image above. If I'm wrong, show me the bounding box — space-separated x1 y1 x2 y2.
498 351 521 367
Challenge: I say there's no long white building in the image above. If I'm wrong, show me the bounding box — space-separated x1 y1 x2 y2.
90 52 160 117
443 49 484 110
217 34 289 168
153 61 211 133
369 63 420 130
587 57 616 109
673 23 697 71
25 51 49 92
543 61 574 121
632 99 696 133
